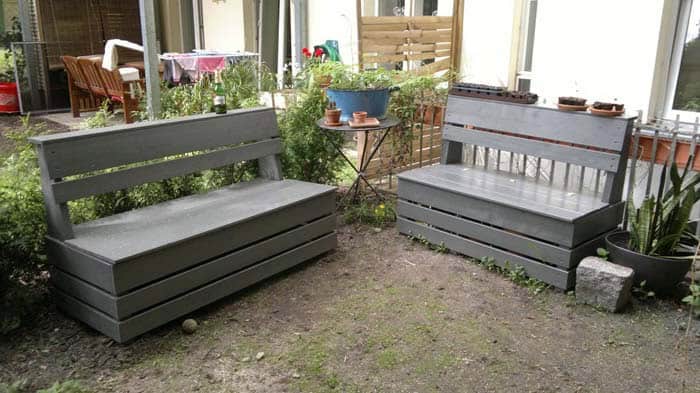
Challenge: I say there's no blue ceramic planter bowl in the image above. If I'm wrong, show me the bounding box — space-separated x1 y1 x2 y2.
326 88 390 122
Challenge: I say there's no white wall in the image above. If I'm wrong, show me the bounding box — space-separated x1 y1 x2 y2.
529 0 664 114
458 0 515 85
201 0 246 52
306 0 359 65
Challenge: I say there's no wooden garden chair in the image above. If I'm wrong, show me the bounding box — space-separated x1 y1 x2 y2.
61 56 100 118
77 57 143 124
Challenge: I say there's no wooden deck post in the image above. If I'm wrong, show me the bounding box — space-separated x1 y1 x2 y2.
139 0 161 119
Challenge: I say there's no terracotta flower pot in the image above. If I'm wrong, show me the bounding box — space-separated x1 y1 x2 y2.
325 108 341 125
318 75 331 89
353 111 367 123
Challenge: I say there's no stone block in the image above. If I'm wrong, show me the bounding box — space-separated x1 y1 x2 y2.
576 256 634 312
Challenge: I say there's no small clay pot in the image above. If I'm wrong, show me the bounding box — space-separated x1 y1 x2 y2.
593 101 624 111
353 111 367 123
325 108 341 124
558 96 587 106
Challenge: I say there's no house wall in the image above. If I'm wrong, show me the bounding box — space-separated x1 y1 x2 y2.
306 0 359 65
201 0 247 52
529 0 664 115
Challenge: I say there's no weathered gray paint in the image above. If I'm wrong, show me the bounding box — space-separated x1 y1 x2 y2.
35 109 338 342
53 234 337 343
52 215 336 319
52 139 283 203
398 178 575 247
396 95 631 289
442 124 621 172
30 108 279 179
444 96 636 151
397 218 572 289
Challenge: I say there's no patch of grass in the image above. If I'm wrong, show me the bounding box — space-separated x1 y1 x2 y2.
407 233 448 253
476 257 549 295
375 348 401 369
343 199 396 228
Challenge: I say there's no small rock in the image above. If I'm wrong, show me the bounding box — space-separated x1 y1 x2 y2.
292 372 301 379
255 351 265 361
576 257 634 312
241 357 251 362
182 319 198 334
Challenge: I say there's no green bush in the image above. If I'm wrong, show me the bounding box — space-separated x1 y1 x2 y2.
277 86 344 184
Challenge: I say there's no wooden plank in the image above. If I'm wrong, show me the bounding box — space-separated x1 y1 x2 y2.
47 237 116 293
406 52 451 61
53 233 337 343
29 107 279 179
361 23 408 31
416 58 451 75
409 22 452 30
109 191 335 294
362 54 406 63
442 124 621 171
397 218 572 289
445 96 636 151
36 145 74 240
399 164 609 221
363 37 410 45
408 43 451 52
53 214 336 319
397 177 575 246
572 202 624 246
53 139 283 203
362 30 452 41
362 43 409 52
67 180 334 263
361 16 452 25
397 200 573 267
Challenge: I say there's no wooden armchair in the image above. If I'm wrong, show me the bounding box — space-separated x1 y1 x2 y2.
77 57 143 124
61 56 101 117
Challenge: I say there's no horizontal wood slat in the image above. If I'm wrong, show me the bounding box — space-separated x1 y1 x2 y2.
415 58 451 74
397 218 572 289
30 107 279 179
53 139 282 203
445 96 635 151
362 30 452 42
361 16 452 25
442 124 620 171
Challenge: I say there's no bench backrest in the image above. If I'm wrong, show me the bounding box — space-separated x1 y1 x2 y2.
441 95 637 204
30 107 283 240
61 56 89 91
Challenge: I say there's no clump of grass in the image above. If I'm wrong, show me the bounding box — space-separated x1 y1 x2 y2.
343 199 396 228
476 257 549 294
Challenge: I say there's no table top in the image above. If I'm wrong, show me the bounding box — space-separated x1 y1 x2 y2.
316 116 399 132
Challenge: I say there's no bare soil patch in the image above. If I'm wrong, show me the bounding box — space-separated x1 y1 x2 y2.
1 223 698 393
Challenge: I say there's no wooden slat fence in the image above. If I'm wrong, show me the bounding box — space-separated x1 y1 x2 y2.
359 15 455 74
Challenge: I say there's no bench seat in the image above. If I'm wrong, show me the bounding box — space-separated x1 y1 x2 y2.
68 179 334 263
396 95 635 290
31 108 339 342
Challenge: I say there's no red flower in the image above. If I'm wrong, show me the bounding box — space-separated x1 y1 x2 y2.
314 48 324 57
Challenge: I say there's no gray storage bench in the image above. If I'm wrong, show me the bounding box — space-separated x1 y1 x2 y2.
397 95 636 289
31 107 337 342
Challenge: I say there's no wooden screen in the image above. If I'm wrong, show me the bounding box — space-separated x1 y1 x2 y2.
358 15 456 74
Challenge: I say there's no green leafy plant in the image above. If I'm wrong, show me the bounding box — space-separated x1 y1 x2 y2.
327 67 395 91
343 199 397 227
277 85 344 184
81 100 114 129
0 17 22 83
37 381 91 393
627 159 700 256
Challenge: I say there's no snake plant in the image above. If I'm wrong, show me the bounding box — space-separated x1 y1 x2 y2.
627 157 700 256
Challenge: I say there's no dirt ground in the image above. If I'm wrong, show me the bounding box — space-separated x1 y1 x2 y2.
0 114 69 156
1 222 698 393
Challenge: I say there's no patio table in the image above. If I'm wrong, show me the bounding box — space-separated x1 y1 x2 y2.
160 51 259 84
317 116 399 203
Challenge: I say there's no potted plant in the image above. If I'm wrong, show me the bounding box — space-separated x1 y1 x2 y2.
0 18 21 113
589 101 624 116
605 159 699 293
557 96 587 111
324 100 341 125
326 67 395 122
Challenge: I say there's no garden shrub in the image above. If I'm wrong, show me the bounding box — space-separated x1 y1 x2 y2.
277 85 344 184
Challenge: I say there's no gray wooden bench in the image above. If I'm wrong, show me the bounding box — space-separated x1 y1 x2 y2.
30 107 337 342
397 95 636 289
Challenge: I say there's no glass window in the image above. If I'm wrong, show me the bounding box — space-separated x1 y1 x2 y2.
671 1 700 112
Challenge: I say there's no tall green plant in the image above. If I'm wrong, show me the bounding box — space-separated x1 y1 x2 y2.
627 158 700 256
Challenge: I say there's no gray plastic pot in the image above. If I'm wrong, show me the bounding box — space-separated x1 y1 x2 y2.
605 231 691 294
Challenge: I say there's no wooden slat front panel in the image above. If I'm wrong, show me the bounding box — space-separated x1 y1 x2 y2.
30 107 279 179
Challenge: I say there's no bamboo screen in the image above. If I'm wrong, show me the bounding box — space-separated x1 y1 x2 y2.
35 0 142 69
